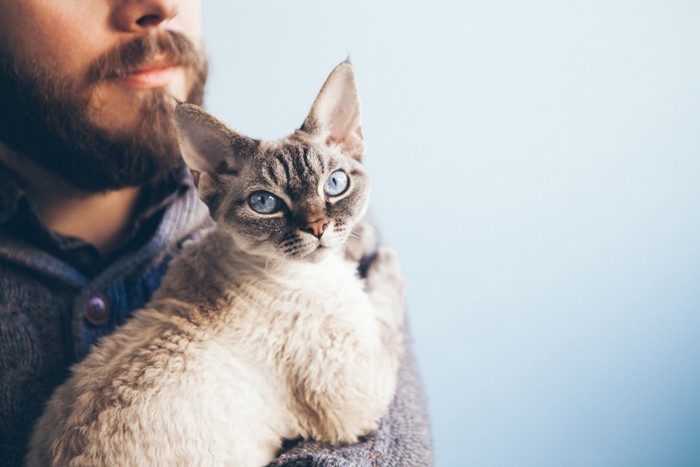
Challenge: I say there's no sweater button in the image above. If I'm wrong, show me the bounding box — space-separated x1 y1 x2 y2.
85 295 110 326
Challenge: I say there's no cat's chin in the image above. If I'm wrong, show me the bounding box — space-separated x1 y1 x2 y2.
243 244 336 265
303 245 336 263
287 243 346 263
272 245 329 263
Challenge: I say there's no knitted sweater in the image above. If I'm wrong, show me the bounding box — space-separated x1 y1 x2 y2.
0 168 432 466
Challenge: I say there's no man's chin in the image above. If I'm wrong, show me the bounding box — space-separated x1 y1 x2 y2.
0 131 182 194
64 143 182 192
49 93 186 191
0 42 207 192
15 127 183 193
87 80 186 132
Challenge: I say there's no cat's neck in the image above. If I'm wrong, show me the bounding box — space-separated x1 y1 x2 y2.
154 227 354 307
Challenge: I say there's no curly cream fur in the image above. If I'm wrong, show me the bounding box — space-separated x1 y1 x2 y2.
27 227 404 467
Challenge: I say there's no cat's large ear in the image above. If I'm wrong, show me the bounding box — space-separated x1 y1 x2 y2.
300 61 366 161
174 103 257 187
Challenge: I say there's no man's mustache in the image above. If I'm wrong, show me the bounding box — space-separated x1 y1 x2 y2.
88 31 203 84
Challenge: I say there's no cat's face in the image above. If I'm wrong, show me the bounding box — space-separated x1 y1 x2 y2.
175 62 369 262
209 136 368 261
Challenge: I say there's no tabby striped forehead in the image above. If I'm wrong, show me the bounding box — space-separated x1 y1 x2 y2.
259 143 329 195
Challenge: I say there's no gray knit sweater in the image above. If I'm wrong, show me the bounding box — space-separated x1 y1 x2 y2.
0 167 432 466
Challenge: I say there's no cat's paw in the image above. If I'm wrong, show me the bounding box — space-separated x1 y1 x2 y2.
344 220 377 264
365 247 405 297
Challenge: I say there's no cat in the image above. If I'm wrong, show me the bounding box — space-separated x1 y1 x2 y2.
26 61 405 467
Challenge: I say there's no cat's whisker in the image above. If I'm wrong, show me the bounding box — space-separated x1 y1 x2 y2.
341 239 361 259
265 254 283 273
265 255 274 273
265 251 291 275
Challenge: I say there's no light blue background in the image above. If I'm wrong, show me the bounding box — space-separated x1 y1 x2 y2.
201 2 700 466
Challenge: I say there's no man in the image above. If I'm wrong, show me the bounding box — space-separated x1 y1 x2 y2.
0 1 432 465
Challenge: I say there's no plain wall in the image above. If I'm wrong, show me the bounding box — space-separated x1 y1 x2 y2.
201 2 700 465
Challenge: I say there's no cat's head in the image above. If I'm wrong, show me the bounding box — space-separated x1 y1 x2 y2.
174 62 370 262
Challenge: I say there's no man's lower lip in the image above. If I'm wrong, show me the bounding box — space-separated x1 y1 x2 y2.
118 66 179 88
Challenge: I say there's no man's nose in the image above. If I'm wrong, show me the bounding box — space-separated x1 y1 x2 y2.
112 0 179 33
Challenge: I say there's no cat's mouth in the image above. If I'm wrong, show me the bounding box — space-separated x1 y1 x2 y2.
278 224 344 262
289 239 330 261
299 245 333 263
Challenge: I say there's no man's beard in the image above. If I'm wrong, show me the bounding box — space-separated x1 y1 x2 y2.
0 31 208 192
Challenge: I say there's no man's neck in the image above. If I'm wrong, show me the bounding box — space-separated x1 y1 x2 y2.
0 143 142 255
29 186 142 255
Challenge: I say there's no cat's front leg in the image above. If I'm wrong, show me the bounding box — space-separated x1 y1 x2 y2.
288 248 406 446
361 246 406 420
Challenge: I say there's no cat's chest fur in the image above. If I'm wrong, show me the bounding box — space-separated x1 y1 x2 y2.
149 227 378 399
155 227 371 330
38 228 386 465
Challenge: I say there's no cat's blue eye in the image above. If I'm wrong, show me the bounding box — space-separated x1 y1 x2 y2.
249 191 280 214
324 170 349 197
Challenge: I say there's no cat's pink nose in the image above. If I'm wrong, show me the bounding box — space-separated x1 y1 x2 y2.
304 218 329 239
